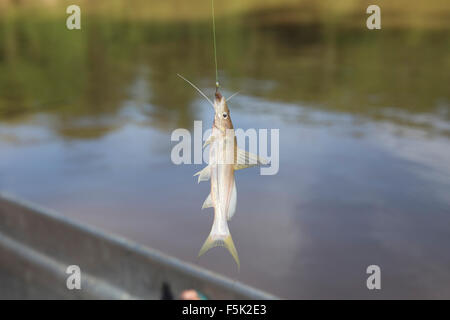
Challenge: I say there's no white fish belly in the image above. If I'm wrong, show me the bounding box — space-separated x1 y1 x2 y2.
209 129 235 237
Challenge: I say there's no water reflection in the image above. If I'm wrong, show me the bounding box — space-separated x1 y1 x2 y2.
1 12 448 136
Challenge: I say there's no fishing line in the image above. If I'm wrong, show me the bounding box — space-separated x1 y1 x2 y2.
212 0 220 91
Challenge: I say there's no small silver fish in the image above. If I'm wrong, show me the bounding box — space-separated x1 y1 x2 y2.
197 91 240 269
178 75 267 270
195 93 267 270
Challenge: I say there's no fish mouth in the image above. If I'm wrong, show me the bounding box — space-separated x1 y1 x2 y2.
215 91 223 102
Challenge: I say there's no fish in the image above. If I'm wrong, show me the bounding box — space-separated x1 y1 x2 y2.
198 90 240 269
176 0 268 272
178 79 267 270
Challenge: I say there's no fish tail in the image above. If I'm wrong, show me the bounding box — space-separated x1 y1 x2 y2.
198 233 240 271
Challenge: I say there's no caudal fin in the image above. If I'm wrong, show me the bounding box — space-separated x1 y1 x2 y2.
198 234 240 270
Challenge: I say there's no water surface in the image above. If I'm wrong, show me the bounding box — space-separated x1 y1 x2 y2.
1 6 450 298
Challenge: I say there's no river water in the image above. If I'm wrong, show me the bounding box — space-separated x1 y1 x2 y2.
1 5 449 298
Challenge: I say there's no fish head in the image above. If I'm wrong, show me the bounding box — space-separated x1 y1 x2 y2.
213 91 233 130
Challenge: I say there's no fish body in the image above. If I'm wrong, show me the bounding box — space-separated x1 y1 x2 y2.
198 91 240 269
178 75 268 270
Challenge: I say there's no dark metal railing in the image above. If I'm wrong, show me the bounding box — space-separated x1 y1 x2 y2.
0 193 277 300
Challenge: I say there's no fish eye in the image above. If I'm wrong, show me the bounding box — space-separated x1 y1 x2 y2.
222 113 228 119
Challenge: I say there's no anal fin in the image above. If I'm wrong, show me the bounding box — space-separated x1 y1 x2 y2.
202 194 213 210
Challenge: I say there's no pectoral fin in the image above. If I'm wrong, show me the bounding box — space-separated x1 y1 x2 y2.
234 148 269 171
203 136 214 148
202 194 213 209
194 166 210 183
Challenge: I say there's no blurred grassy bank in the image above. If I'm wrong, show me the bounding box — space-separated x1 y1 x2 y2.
1 0 449 29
